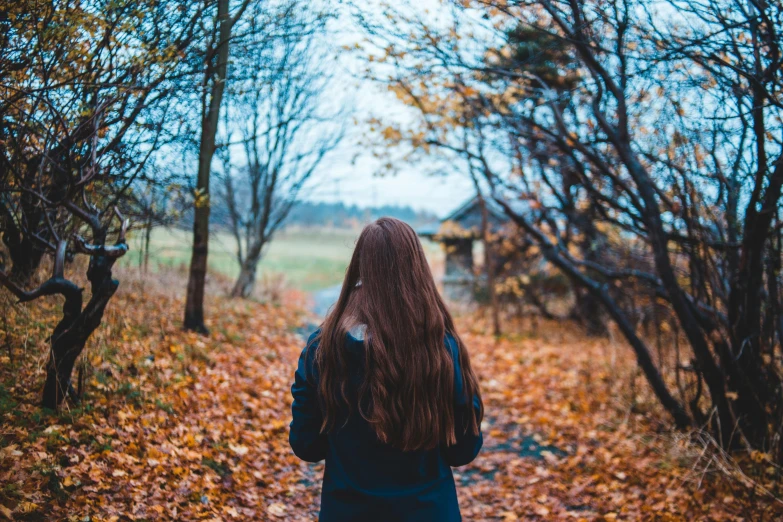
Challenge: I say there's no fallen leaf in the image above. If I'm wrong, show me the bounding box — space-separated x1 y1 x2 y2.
267 503 287 517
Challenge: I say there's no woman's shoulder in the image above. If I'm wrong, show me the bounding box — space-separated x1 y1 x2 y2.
298 329 322 376
306 328 322 346
300 325 363 362
302 329 322 357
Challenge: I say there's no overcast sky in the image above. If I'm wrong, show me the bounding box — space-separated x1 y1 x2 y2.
295 1 478 218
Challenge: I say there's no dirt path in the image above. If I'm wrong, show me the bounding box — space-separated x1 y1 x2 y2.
310 284 342 318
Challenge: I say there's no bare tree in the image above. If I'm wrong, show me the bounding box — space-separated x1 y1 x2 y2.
183 0 253 332
217 3 343 298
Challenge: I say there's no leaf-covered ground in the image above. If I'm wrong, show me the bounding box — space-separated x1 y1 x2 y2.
1 273 781 520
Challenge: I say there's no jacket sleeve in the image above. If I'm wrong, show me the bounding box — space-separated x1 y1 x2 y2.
289 336 328 463
443 335 483 467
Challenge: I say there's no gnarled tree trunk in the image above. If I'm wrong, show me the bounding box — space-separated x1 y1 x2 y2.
231 260 258 298
0 210 129 410
42 252 122 408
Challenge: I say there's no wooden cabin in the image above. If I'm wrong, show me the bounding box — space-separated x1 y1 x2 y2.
418 196 518 301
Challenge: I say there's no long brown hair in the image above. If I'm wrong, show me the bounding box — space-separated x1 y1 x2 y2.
311 217 483 451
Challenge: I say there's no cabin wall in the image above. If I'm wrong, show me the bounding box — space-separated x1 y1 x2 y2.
442 238 474 301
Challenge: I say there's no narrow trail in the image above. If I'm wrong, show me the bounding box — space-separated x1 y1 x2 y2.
310 285 342 319
298 290 597 519
295 287 568 514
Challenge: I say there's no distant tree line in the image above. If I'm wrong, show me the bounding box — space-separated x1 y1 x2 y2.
159 199 438 233
219 200 438 230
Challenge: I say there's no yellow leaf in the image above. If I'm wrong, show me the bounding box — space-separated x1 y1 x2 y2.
183 433 196 447
267 503 287 517
229 444 249 456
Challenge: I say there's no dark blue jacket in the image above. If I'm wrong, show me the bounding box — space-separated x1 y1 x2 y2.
289 330 483 522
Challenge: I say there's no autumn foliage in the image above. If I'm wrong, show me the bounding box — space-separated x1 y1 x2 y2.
2 0 783 518
1 269 782 519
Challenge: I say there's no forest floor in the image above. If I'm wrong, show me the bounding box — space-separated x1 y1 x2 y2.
1 269 782 521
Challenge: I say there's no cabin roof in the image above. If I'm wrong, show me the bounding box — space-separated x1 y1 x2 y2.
417 195 529 239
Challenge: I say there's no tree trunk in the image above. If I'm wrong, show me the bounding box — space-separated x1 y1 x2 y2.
612 139 733 443
231 261 257 299
573 211 607 336
143 220 152 274
40 241 125 409
2 207 45 283
184 0 233 334
571 286 607 336
231 240 263 299
479 198 501 337
723 92 783 449
41 270 118 409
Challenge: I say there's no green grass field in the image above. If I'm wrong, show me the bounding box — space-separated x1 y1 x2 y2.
121 227 444 292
